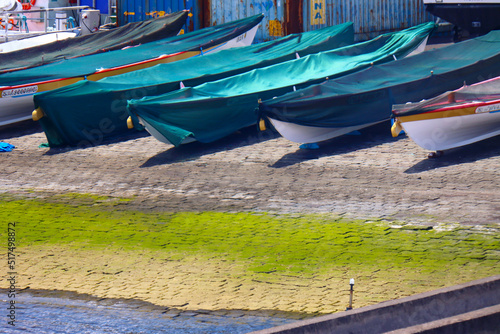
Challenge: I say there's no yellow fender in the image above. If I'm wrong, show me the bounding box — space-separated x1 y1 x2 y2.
391 118 403 137
32 107 44 121
127 116 134 129
259 119 266 131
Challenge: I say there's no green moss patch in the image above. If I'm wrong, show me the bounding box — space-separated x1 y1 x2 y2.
1 193 498 283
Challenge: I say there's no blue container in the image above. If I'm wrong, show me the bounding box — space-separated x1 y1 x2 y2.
81 0 109 14
117 0 200 32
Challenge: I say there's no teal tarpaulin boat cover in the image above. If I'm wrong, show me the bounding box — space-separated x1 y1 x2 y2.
0 14 264 87
0 11 189 73
259 31 500 130
126 22 436 147
34 21 355 147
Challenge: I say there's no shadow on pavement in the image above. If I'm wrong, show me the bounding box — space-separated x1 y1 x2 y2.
0 120 42 141
141 126 280 167
269 121 398 168
405 135 500 174
43 130 150 156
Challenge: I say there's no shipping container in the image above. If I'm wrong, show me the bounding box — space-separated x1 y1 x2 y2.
117 0 435 42
303 0 435 40
117 0 202 32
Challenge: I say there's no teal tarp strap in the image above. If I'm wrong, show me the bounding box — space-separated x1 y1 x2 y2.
21 15 28 33
67 17 75 29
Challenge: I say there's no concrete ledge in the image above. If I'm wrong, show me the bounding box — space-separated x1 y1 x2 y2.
385 304 500 334
250 275 500 334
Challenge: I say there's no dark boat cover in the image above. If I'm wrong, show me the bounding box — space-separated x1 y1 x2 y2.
125 22 435 147
0 14 264 87
0 11 189 73
260 31 500 131
33 22 355 147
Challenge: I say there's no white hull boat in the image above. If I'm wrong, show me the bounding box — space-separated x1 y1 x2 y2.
392 77 500 152
264 35 429 145
0 30 78 52
268 118 383 144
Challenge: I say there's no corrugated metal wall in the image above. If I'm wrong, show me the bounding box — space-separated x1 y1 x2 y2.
206 0 286 43
117 0 435 42
304 0 434 40
205 0 435 42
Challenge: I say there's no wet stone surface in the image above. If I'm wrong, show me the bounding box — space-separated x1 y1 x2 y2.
3 289 297 333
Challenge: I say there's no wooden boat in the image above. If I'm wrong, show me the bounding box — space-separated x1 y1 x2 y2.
259 30 500 146
125 23 435 147
0 14 262 127
32 22 355 147
391 77 500 153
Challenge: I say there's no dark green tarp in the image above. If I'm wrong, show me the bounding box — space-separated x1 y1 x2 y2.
260 31 500 137
126 22 436 147
33 22 355 147
0 14 264 86
0 11 188 73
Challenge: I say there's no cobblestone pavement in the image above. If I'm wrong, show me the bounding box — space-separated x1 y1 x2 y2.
1 120 499 224
1 121 499 317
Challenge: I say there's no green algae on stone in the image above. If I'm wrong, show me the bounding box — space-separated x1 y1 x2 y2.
0 193 498 284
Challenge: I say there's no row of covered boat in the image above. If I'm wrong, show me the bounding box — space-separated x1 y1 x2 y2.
0 13 262 126
260 30 500 153
34 21 434 147
3 13 500 156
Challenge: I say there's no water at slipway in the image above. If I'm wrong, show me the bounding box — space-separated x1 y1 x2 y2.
3 290 298 333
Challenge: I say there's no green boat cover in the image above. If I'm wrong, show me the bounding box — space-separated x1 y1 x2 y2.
260 31 500 132
34 22 355 147
0 11 188 73
0 14 264 87
126 22 436 147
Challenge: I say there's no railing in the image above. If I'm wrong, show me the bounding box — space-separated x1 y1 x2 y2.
1 5 89 42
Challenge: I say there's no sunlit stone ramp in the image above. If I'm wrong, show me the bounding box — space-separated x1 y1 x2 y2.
250 275 500 334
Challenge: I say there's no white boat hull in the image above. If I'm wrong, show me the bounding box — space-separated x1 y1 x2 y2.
0 93 34 126
0 31 78 53
264 36 427 145
139 116 195 146
269 117 383 144
400 108 500 151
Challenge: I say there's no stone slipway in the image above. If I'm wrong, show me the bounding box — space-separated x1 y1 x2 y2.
0 121 499 224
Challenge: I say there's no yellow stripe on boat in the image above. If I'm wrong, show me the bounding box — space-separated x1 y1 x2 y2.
397 106 478 123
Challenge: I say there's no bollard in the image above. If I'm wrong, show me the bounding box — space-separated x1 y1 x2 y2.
346 278 355 310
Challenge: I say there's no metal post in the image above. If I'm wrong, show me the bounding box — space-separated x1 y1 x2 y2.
346 278 355 310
